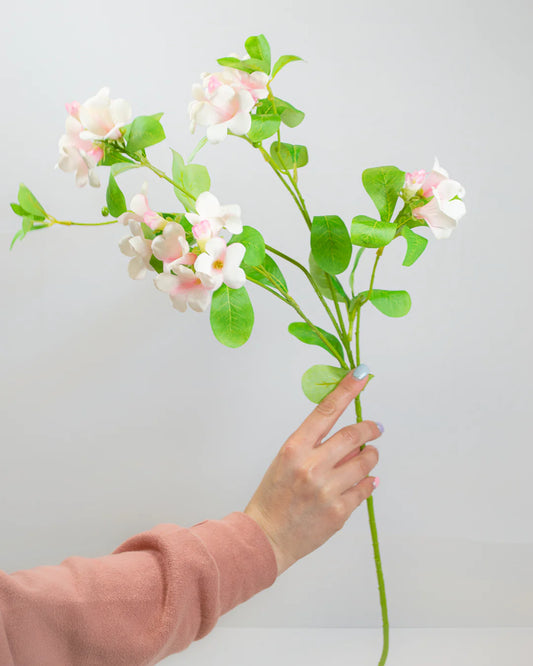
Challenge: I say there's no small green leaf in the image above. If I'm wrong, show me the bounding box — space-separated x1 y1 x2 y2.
311 215 352 275
248 114 281 142
257 97 304 128
301 365 348 404
308 253 349 304
228 226 265 266
9 229 25 250
183 163 210 198
149 255 164 273
22 216 34 233
10 203 27 216
270 142 309 170
362 166 406 222
125 113 165 153
140 222 156 240
350 215 396 248
272 55 303 78
100 144 136 167
216 57 269 74
288 322 344 361
171 149 196 212
244 253 287 292
401 226 428 267
17 184 46 218
187 136 208 163
210 284 254 348
106 172 127 217
244 34 271 73
358 289 412 317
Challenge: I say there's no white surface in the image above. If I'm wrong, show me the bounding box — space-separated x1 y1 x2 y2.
162 628 533 666
1 0 532 630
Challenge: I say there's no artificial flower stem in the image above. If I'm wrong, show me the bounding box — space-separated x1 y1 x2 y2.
48 218 118 227
135 154 196 204
354 265 390 666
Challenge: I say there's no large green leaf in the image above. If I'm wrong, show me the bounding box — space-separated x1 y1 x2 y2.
248 114 281 142
210 284 254 348
270 142 308 170
171 149 198 212
183 164 210 199
244 34 271 73
401 226 428 267
301 365 348 403
106 172 127 217
228 226 265 266
308 253 349 304
358 289 412 317
311 215 352 275
125 113 165 153
17 184 46 219
272 55 303 78
288 322 344 361
256 97 304 128
244 253 287 292
362 166 405 222
351 215 396 248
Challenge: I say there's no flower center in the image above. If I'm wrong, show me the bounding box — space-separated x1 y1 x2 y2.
213 260 224 270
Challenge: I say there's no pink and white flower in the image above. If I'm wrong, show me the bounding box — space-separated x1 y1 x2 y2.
189 63 269 144
78 87 132 142
118 184 167 232
151 221 196 272
56 107 104 188
194 237 246 290
118 225 154 280
405 159 466 239
185 191 242 238
154 266 213 312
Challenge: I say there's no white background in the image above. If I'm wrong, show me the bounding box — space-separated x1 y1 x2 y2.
1 0 532 652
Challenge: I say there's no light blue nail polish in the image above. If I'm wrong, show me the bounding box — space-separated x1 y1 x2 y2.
376 422 385 434
353 363 370 380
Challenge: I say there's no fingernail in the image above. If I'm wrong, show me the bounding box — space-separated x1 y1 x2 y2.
353 364 370 380
372 477 380 489
376 422 385 434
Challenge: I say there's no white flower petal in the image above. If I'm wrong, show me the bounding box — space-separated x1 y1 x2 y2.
225 242 245 267
110 98 132 125
228 110 252 136
206 122 228 144
128 256 147 280
223 266 246 289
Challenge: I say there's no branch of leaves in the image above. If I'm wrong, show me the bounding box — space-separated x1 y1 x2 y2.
9 184 49 249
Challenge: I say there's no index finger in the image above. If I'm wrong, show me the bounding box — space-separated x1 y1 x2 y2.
294 364 372 447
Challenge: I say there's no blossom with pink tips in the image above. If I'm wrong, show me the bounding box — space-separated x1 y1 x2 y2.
118 226 154 280
56 106 104 188
406 159 466 239
151 221 196 273
118 184 167 231
189 63 269 144
194 237 246 290
78 87 132 142
185 191 242 237
154 266 214 312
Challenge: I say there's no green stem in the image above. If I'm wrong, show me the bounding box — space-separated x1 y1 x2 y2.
136 154 196 203
354 256 389 666
49 218 118 227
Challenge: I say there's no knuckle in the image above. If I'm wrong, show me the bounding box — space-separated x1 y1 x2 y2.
339 426 357 445
328 499 347 530
361 446 379 473
315 396 337 418
295 461 320 487
280 440 299 465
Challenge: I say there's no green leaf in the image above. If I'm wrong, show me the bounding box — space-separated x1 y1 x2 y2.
100 144 136 167
9 228 25 250
187 136 208 163
149 255 164 273
17 184 46 218
362 166 406 222
171 149 197 212
301 365 348 404
106 172 127 217
358 289 412 317
256 97 304 128
210 284 254 348
401 226 428 267
10 203 27 216
244 253 287 292
22 216 34 233
183 163 210 199
141 222 156 240
288 322 344 361
311 215 352 275
111 162 139 178
350 215 396 248
349 247 365 297
248 114 281 142
308 253 349 304
125 113 165 153
272 55 303 78
245 34 271 73
228 226 265 266
216 56 269 74
270 142 308 170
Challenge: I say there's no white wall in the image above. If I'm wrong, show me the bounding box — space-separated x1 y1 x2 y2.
1 0 532 630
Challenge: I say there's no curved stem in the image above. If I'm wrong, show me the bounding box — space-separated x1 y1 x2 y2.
136 154 196 204
48 218 118 227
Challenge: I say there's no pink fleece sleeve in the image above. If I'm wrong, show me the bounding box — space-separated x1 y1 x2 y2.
0 511 277 666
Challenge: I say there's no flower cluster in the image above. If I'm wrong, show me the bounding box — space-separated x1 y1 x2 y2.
56 87 132 188
189 57 269 144
118 187 246 312
403 158 466 239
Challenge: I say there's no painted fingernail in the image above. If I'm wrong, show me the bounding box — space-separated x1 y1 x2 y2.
372 477 380 489
376 422 385 434
353 364 370 380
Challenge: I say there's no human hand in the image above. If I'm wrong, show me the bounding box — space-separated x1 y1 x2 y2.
244 365 382 576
